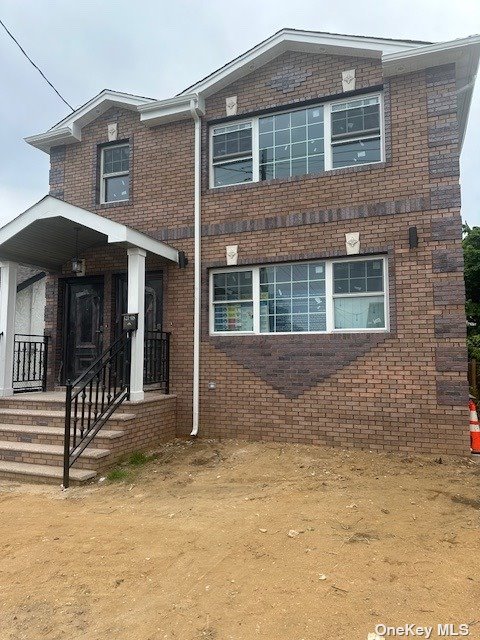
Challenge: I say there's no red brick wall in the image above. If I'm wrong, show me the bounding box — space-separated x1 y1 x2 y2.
46 51 468 454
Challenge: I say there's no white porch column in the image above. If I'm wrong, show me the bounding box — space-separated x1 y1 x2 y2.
0 261 18 397
127 247 146 402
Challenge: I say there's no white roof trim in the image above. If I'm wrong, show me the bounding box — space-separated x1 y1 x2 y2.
383 35 480 148
0 196 179 264
178 29 425 97
25 90 155 153
139 94 205 127
24 30 480 151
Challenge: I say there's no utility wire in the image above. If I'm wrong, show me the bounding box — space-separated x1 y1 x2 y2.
0 17 74 111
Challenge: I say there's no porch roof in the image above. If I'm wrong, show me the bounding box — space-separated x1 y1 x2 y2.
0 196 179 271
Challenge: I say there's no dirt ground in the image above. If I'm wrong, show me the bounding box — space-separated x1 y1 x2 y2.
0 439 479 640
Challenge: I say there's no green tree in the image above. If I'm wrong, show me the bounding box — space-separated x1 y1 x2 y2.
463 224 480 359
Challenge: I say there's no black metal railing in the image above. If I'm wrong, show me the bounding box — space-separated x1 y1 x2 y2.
63 332 132 488
144 330 170 393
13 334 49 393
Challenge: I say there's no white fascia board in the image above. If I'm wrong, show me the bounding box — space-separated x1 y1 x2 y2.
383 35 480 149
139 94 205 126
50 90 155 132
25 90 155 154
382 35 480 68
0 195 179 263
24 127 81 153
178 29 424 97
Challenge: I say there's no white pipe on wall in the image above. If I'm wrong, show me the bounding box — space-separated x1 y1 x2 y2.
190 98 202 436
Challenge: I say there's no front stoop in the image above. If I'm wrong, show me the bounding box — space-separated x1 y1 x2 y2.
0 391 177 485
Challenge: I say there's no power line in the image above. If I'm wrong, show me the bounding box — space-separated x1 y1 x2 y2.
0 17 74 111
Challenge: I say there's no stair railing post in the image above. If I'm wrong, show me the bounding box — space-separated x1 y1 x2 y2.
165 332 170 395
63 380 72 489
42 336 49 392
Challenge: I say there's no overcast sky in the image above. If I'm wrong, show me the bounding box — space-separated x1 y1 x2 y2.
0 0 479 226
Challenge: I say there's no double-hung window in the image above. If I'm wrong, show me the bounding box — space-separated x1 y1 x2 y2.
210 256 388 334
209 92 383 187
211 122 253 187
101 143 130 203
330 96 381 169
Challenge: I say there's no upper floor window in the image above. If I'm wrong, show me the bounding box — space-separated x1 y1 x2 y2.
330 96 381 169
211 122 253 187
100 143 130 203
210 93 383 188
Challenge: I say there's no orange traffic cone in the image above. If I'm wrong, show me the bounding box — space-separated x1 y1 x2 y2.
469 399 480 455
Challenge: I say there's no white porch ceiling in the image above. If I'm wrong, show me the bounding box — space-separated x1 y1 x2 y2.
0 196 179 271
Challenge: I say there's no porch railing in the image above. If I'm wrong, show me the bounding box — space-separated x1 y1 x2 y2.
63 331 132 489
144 330 170 393
13 334 49 393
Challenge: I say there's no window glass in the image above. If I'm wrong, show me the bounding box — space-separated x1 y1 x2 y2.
214 302 254 332
102 144 130 202
331 96 381 169
212 122 253 187
259 262 326 333
213 125 252 160
331 97 380 138
259 106 324 181
332 137 381 169
105 175 129 202
333 259 383 294
333 259 385 329
213 271 253 332
334 296 385 329
213 159 253 187
103 145 129 174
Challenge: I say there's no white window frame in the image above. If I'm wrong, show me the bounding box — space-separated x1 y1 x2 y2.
100 143 130 204
209 119 258 189
209 255 389 335
209 92 384 188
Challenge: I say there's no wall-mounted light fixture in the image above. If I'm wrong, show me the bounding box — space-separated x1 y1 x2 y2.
71 228 86 275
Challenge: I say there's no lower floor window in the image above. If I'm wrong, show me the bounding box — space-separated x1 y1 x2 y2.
210 256 388 334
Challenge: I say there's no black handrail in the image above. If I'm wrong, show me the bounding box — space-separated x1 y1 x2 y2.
13 334 49 393
63 331 132 488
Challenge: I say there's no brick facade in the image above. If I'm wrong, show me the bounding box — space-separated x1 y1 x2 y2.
45 51 468 455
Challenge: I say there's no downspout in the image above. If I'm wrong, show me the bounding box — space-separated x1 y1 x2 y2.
190 97 202 436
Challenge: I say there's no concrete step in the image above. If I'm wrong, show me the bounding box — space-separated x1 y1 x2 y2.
0 393 143 413
0 407 136 429
0 460 96 485
0 423 124 448
0 440 110 470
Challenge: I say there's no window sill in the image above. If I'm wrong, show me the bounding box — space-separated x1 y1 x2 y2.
210 329 389 337
94 199 133 210
208 161 387 194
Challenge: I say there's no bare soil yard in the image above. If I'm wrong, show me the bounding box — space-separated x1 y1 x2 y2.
0 439 479 640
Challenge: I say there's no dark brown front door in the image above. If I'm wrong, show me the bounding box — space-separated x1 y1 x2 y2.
64 278 104 381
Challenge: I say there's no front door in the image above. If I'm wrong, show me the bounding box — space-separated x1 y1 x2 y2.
64 278 104 381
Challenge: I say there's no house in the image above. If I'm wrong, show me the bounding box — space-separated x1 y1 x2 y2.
0 29 478 484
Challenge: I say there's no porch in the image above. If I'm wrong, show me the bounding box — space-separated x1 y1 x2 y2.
0 195 183 485
0 195 181 400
